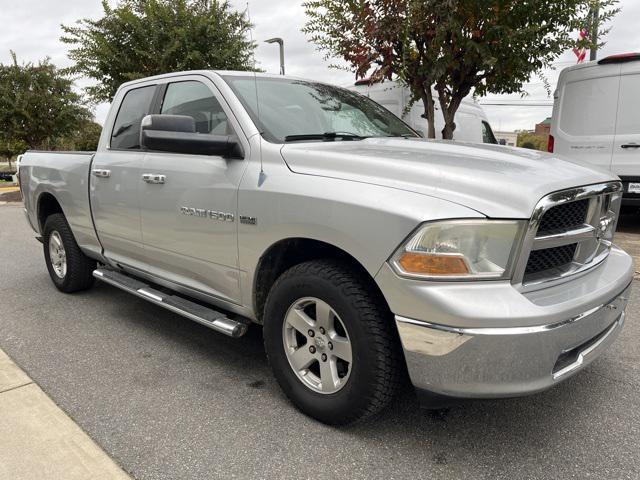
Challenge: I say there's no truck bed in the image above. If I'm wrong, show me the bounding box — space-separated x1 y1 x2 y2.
20 150 102 258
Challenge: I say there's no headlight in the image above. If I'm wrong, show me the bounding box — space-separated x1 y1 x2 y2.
391 219 526 280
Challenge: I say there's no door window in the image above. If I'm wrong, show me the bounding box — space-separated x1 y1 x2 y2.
161 81 230 135
615 74 640 135
110 85 156 149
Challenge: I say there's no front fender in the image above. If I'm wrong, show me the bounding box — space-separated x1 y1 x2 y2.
237 155 483 311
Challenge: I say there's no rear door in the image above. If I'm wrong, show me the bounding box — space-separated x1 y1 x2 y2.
612 64 640 188
138 76 248 304
90 84 156 267
554 65 621 170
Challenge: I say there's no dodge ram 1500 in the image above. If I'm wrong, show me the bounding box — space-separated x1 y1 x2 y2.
20 71 634 424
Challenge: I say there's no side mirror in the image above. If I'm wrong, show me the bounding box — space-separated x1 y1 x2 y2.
140 114 243 158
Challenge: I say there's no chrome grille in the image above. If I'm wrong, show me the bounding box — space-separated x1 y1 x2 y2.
537 199 589 233
525 243 577 276
514 182 623 289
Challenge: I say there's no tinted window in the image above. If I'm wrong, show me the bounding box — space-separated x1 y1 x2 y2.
111 85 156 149
560 76 619 136
161 81 230 134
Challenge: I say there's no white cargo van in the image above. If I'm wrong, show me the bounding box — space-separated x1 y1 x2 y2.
349 80 498 144
549 53 640 207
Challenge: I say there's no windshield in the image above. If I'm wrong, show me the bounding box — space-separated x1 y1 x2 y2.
222 75 418 143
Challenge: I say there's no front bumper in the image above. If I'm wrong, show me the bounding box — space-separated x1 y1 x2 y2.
376 247 634 402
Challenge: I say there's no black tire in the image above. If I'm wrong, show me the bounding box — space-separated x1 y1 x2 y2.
43 213 96 293
263 259 401 425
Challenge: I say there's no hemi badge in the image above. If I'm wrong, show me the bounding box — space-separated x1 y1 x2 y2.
240 215 257 225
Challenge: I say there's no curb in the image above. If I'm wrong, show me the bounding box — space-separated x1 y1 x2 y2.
0 348 132 480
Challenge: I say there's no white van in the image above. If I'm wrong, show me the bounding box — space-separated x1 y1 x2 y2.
550 53 640 207
348 80 498 144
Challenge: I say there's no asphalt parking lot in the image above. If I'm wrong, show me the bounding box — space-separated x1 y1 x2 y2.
1 203 639 480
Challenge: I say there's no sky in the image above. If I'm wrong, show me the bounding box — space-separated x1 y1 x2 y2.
1 0 638 132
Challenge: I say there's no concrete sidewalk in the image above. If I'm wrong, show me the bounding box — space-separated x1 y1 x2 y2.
0 349 131 480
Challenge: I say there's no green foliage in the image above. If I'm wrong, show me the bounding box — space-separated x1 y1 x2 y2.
0 52 92 160
61 0 258 103
56 120 103 151
304 0 594 139
578 0 620 53
517 131 547 151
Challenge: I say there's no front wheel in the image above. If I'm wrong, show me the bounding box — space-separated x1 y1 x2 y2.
263 260 401 425
43 213 96 293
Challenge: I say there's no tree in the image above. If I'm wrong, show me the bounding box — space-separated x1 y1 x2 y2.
61 0 257 103
56 120 103 151
0 52 91 167
516 131 547 151
304 0 592 140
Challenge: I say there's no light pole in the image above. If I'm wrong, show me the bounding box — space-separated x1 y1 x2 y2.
264 37 285 75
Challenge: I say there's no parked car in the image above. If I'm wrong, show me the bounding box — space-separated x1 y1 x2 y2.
0 172 16 182
549 53 640 207
19 71 633 424
348 79 498 144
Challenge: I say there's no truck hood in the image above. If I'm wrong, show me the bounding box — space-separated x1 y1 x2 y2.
280 138 616 218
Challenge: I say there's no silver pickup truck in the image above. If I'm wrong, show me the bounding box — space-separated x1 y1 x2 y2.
20 71 634 425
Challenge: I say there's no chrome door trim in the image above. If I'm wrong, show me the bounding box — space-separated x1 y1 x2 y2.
142 173 166 184
91 169 111 178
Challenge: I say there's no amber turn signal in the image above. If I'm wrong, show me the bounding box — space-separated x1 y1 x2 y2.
397 253 469 275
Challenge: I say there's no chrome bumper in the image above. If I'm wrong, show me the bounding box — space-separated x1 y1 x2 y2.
375 246 635 403
395 283 630 400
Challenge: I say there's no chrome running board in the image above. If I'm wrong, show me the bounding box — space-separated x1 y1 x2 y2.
93 268 249 338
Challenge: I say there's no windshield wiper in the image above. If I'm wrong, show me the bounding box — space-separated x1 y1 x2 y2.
384 133 418 138
284 132 368 142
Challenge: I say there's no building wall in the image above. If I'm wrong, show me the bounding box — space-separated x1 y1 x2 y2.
494 131 518 147
535 123 551 136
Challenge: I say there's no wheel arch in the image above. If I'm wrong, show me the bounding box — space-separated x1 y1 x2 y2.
252 237 391 323
37 192 65 234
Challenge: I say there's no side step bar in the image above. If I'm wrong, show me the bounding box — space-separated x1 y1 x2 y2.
93 268 248 338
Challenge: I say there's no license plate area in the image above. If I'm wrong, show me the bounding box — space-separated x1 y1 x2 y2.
628 182 640 194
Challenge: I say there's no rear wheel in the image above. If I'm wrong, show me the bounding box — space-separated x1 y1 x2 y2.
43 214 96 293
263 259 401 425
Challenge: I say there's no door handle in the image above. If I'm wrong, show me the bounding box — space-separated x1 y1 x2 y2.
142 173 166 184
92 169 111 178
621 143 640 149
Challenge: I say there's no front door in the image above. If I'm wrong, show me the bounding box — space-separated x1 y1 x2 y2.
138 77 247 304
91 84 156 267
